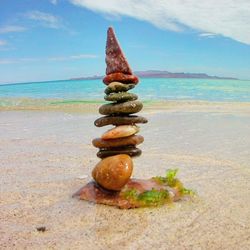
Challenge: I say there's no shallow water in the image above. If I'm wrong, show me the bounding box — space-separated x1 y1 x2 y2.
1 78 250 102
1 110 249 249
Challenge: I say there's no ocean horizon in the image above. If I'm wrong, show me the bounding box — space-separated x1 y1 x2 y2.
1 77 250 102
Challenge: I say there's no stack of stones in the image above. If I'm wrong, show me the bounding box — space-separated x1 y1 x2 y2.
91 27 148 191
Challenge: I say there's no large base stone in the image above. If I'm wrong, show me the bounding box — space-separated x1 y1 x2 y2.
73 178 181 209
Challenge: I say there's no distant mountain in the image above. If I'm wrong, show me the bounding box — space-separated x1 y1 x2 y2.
134 70 238 79
69 70 237 81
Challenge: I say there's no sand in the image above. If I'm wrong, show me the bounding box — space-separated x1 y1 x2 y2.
0 102 250 249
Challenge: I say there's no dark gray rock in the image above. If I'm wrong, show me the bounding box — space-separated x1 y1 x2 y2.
104 92 138 102
99 100 143 115
94 115 148 127
97 147 142 158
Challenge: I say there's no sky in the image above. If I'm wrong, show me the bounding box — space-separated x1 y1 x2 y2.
0 0 250 84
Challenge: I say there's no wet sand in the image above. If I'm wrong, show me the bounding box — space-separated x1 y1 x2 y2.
0 103 250 249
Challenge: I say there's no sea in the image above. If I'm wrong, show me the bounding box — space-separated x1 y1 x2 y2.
0 78 250 102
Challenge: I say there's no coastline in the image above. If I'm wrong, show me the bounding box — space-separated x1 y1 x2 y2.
1 101 250 249
1 97 250 114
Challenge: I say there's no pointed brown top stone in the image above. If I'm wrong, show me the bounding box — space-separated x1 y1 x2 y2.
105 27 133 75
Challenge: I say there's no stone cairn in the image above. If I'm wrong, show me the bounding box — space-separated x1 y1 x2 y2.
73 27 191 208
91 27 148 191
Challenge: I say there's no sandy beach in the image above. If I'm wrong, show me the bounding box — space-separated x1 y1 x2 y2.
1 101 250 249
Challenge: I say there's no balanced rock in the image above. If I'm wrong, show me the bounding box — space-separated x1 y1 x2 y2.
103 73 139 85
105 27 132 75
99 100 143 115
104 82 135 95
92 135 144 148
105 92 138 102
101 125 139 140
94 115 148 127
92 154 133 191
97 147 142 158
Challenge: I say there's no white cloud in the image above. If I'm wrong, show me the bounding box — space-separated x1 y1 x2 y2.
199 33 216 38
49 54 98 61
25 11 62 29
69 54 97 59
0 25 27 34
0 54 98 64
69 0 250 45
0 40 7 46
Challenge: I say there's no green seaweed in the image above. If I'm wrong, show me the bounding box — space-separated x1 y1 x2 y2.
180 187 195 196
122 188 138 200
152 169 179 187
121 169 195 207
137 189 169 206
166 169 178 186
153 169 195 194
122 188 169 207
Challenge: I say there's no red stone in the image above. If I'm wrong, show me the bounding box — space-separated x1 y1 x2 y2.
106 27 132 75
103 72 139 85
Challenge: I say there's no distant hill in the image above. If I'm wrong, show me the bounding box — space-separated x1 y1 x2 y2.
69 70 237 81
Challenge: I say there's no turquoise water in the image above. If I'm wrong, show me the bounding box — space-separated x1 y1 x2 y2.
0 78 250 102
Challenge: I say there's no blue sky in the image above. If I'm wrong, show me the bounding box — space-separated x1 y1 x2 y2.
0 0 250 84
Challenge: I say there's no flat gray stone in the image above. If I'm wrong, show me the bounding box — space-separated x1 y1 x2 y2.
99 100 143 115
104 92 138 102
104 82 135 95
